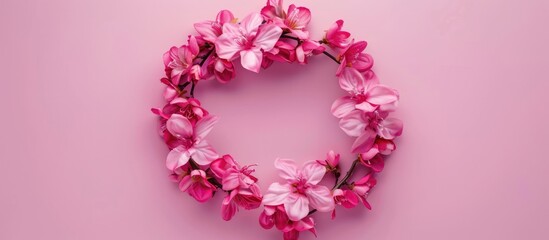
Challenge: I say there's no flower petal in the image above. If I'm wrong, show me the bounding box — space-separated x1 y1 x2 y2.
262 182 292 206
194 21 219 43
166 147 191 170
305 185 335 212
331 96 356 118
241 12 263 35
215 23 244 60
351 128 376 153
274 158 298 181
339 110 367 137
367 85 399 105
240 49 263 73
338 67 365 93
377 117 403 140
166 114 193 138
254 24 283 51
194 114 219 140
301 161 326 185
284 194 309 221
190 140 218 165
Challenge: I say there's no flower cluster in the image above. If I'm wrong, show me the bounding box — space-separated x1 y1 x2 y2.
152 1 403 239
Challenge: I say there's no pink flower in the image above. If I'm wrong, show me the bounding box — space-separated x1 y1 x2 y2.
165 114 219 170
264 40 296 63
295 39 325 64
331 68 399 118
324 20 351 48
194 10 235 43
259 205 317 239
215 13 283 73
210 154 258 191
262 1 312 39
221 184 262 221
331 189 359 219
336 40 374 76
358 138 396 172
179 169 217 203
262 158 335 221
316 150 340 173
350 174 377 209
207 56 235 83
339 109 403 153
163 35 200 84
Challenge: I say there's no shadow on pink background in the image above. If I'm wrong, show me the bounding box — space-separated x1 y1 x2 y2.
1 0 548 239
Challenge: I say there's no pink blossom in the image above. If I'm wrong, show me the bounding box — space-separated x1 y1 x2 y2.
259 205 316 239
221 184 262 221
358 138 396 172
331 68 399 118
316 150 340 172
295 39 325 64
194 10 235 43
264 40 296 63
336 40 374 76
262 158 335 221
350 174 377 209
339 109 403 153
163 35 200 84
215 13 283 73
209 154 258 191
207 56 235 83
331 189 360 219
262 1 312 39
179 169 217 203
165 114 219 170
324 20 351 49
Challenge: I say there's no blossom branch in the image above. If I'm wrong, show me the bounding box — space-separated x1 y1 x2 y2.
279 34 341 64
333 158 360 190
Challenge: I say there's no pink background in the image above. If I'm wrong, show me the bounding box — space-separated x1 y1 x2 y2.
2 0 549 239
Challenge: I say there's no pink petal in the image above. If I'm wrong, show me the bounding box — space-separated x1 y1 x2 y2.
284 194 309 221
217 10 234 24
259 210 274 229
194 21 219 43
367 85 399 105
287 6 311 29
221 193 238 221
188 183 214 203
262 182 292 206
221 168 240 191
194 114 219 140
166 147 191 170
301 161 326 185
274 158 298 181
240 49 263 73
339 111 367 137
241 12 263 35
178 175 192 191
331 96 356 118
338 67 365 93
306 185 335 212
254 24 283 51
215 24 244 60
190 140 218 165
355 101 377 112
377 117 403 139
166 114 193 138
351 128 376 153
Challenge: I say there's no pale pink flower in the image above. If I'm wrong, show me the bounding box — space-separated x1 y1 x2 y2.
336 40 374 76
221 184 262 221
215 13 283 73
194 10 235 43
331 68 399 118
165 114 219 170
324 20 351 48
163 35 200 84
339 109 403 153
179 169 217 203
262 158 335 221
350 174 377 209
259 205 317 239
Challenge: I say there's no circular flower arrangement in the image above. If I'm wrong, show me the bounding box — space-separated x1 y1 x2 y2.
152 1 403 239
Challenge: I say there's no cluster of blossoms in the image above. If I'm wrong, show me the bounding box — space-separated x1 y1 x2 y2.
152 1 403 239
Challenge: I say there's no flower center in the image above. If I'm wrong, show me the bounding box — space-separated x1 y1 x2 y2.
291 178 308 195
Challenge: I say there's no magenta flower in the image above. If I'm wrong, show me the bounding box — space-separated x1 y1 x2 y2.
331 189 359 218
194 10 235 43
165 114 219 170
316 150 340 173
324 20 351 49
259 205 316 240
209 154 258 191
264 40 296 63
262 158 335 221
336 40 374 76
350 174 377 209
339 109 403 153
262 0 312 39
178 169 217 203
221 184 262 221
295 39 325 64
163 35 200 84
215 13 283 73
331 68 399 118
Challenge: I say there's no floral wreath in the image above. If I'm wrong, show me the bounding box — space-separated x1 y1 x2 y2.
151 1 403 239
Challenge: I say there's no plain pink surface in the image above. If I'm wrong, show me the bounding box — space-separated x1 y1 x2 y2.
2 0 549 239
